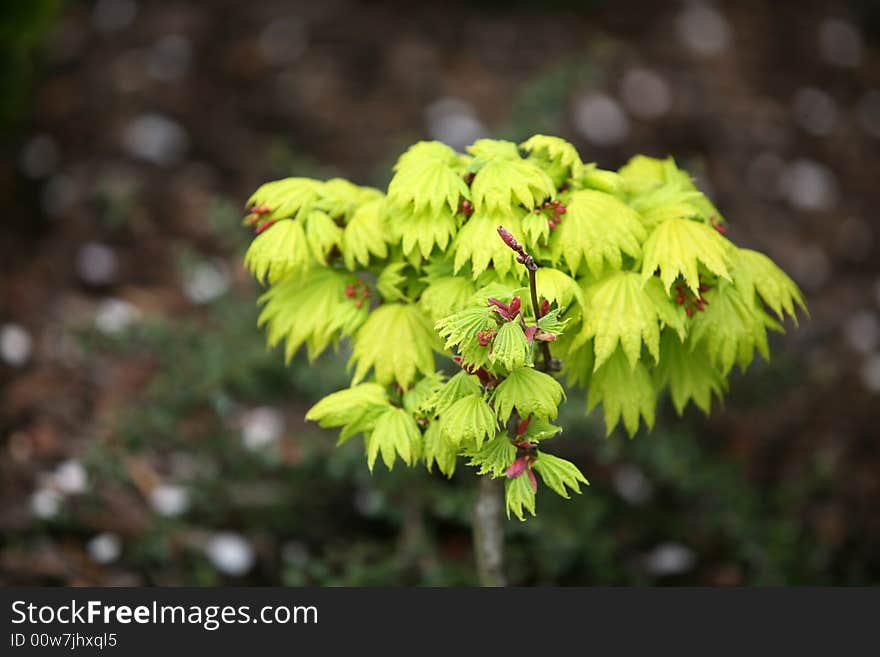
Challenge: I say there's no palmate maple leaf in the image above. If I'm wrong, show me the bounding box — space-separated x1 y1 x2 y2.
550 189 646 277
577 271 680 370
641 217 733 295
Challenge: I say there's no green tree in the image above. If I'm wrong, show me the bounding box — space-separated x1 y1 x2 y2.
242 136 805 585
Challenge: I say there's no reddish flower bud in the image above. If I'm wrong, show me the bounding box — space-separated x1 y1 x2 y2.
355 300 363 308
534 208 542 214
549 221 557 230
555 206 566 215
543 201 551 208
676 295 685 305
540 298 551 317
535 330 557 342
714 224 727 235
508 296 521 318
699 284 710 292
505 455 529 479
345 284 356 298
254 219 278 235
527 468 538 493
686 306 694 317
516 415 533 437
461 200 474 216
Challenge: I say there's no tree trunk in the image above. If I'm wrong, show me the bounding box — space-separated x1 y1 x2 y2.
473 475 506 586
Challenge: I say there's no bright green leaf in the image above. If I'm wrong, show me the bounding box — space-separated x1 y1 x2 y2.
350 303 439 389
641 218 732 295
532 452 589 498
493 366 565 423
587 347 656 436
551 189 646 277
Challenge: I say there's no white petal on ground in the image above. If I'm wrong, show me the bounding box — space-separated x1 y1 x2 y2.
149 484 190 517
182 260 230 304
1 324 33 367
76 242 119 286
123 113 189 166
204 532 255 576
31 488 63 519
94 298 142 334
53 459 88 495
87 532 123 564
241 406 285 450
643 542 697 576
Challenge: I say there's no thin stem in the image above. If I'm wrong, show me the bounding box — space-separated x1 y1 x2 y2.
473 475 506 587
529 268 554 373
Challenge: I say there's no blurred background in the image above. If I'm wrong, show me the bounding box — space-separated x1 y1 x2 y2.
1 0 879 586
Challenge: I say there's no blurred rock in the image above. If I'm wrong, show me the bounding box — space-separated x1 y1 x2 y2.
792 87 837 137
844 311 879 354
677 4 731 56
123 113 189 166
779 159 838 212
76 242 119 286
612 464 653 505
53 459 88 495
94 298 142 334
41 174 77 217
817 18 863 68
424 98 487 152
19 135 60 179
282 540 310 568
354 487 384 516
857 90 880 139
182 259 230 304
240 406 285 450
746 152 785 200
790 244 832 290
92 0 138 34
147 35 193 83
149 484 190 517
643 542 697 576
861 353 880 393
572 93 630 146
258 17 308 66
835 217 873 262
86 532 122 565
204 532 255 576
1 324 33 367
620 69 672 120
31 488 62 519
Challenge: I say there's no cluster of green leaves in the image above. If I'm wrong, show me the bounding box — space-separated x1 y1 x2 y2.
243 135 804 520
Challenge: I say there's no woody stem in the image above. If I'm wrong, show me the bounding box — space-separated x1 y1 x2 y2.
473 475 506 586
529 268 553 373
